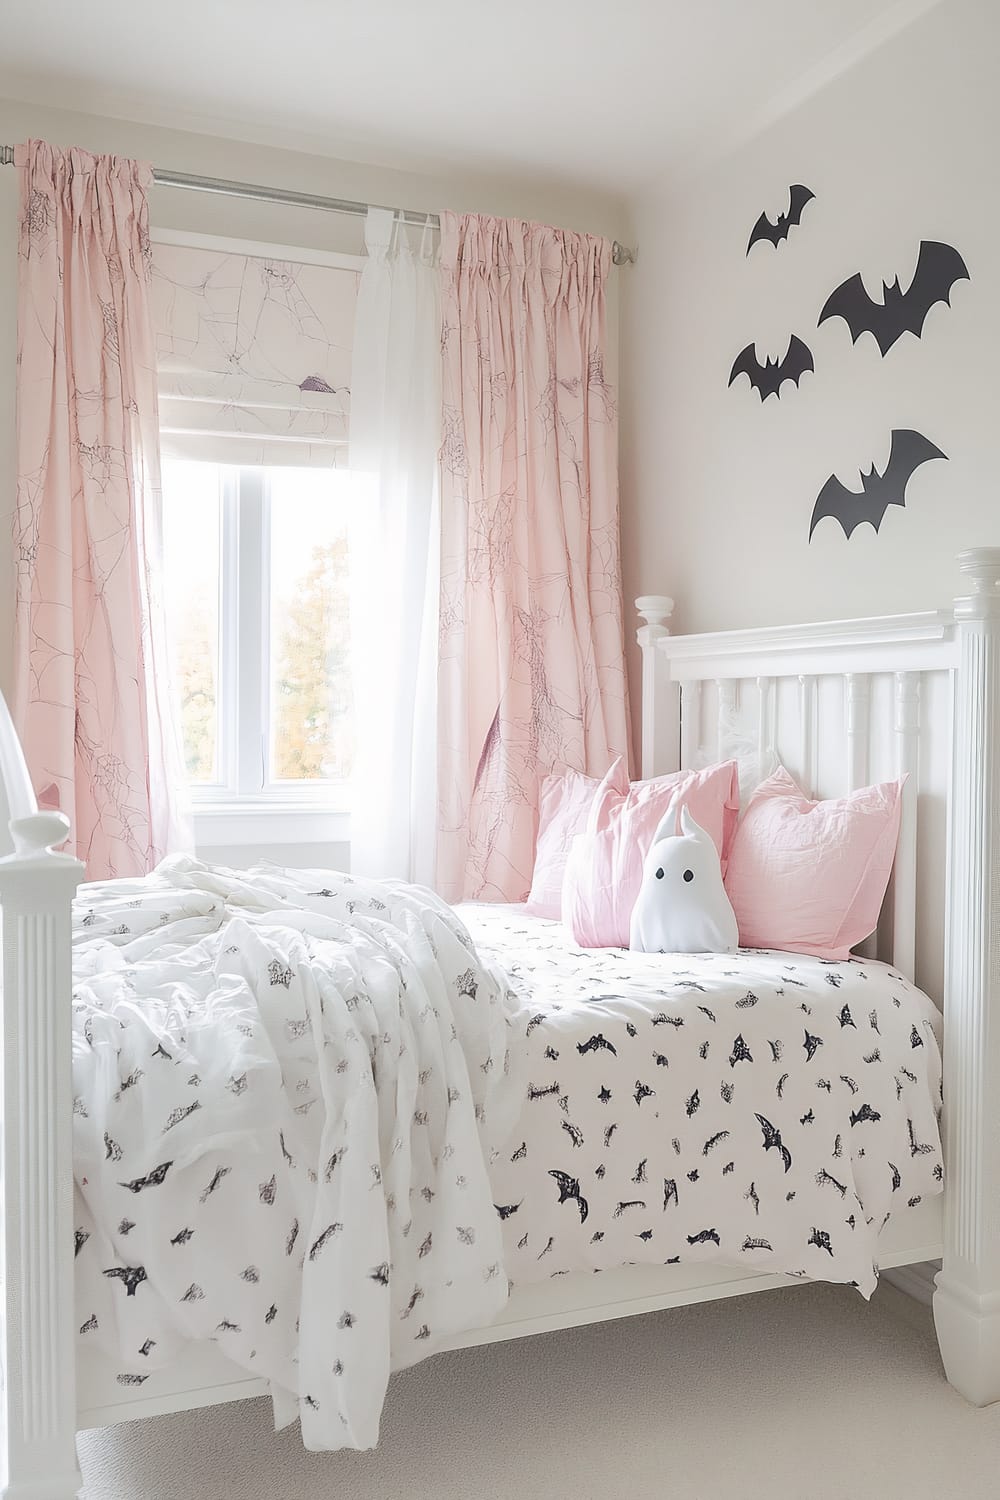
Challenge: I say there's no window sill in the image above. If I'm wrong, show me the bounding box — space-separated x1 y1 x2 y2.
192 802 351 847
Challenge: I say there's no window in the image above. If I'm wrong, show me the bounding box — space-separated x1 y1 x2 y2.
163 461 353 830
151 229 363 841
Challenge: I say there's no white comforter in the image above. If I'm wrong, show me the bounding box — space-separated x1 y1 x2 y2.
71 859 517 1450
461 904 944 1296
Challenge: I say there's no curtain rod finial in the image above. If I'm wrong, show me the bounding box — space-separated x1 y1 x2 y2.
612 240 637 267
1 145 16 167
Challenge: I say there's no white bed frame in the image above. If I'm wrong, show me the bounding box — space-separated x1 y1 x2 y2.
1 547 999 1496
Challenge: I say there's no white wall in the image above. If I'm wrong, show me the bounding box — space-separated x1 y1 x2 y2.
620 0 999 667
0 97 626 869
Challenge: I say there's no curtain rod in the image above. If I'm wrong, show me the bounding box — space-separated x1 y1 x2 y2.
0 146 637 265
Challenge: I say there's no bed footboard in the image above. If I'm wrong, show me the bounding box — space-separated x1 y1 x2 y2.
0 703 84 1498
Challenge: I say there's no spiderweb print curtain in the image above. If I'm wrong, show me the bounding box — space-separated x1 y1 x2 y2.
13 140 189 877
437 213 631 902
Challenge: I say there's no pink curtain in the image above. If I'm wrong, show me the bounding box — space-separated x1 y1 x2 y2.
437 212 631 902
13 140 188 877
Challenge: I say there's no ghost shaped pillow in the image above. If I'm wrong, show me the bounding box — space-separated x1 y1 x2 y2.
629 808 739 954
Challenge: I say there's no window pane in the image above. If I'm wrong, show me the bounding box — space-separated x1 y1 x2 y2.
162 461 222 784
268 468 353 783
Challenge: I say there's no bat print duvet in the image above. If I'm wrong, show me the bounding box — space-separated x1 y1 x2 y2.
458 904 944 1297
70 869 943 1452
71 859 519 1451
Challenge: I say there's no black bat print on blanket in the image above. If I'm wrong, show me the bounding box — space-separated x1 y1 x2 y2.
460 904 943 1301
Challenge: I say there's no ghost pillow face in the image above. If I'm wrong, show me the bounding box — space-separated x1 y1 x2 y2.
629 808 739 955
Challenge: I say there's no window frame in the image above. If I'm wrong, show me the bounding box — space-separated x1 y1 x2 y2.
152 228 363 846
177 464 353 845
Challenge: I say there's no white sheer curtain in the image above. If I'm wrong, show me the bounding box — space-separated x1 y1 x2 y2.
349 207 441 883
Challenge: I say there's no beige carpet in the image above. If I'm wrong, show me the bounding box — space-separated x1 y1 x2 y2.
79 1283 1000 1499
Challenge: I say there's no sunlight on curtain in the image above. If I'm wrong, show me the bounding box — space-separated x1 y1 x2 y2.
349 207 441 883
13 139 190 877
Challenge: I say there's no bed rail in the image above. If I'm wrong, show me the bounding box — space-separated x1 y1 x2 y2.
0 689 84 1499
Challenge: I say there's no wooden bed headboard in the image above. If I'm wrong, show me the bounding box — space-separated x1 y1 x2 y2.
637 548 1000 1003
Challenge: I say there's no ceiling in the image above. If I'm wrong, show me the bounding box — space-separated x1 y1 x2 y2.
0 0 940 194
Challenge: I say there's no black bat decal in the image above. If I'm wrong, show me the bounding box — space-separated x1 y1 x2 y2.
119 1161 173 1193
850 1102 882 1126
634 1080 655 1106
818 240 969 355
577 1033 617 1056
614 1199 645 1217
632 1158 648 1184
103 1265 147 1296
548 1169 589 1223
755 1113 793 1173
687 1228 721 1247
839 1005 856 1028
809 429 947 541
703 1130 730 1155
745 1181 760 1215
138 1338 156 1356
663 1178 679 1209
637 1228 654 1242
511 1140 527 1160
697 1005 717 1023
728 335 814 402
910 1024 925 1049
742 1236 773 1252
604 1123 618 1148
170 1227 194 1246
151 1042 172 1060
889 1162 902 1191
746 184 815 255
495 1202 521 1220
369 1262 390 1286
652 1012 684 1027
560 1120 584 1148
686 1089 701 1117
598 1085 613 1102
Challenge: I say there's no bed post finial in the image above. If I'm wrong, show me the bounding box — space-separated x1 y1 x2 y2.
0 810 84 1496
636 596 678 778
934 545 1000 1406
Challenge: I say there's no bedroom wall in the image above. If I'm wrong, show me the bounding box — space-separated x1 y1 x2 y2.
0 96 627 870
620 0 999 662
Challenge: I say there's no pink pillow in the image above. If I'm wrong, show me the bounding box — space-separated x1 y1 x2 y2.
561 760 740 947
526 760 629 918
723 767 904 960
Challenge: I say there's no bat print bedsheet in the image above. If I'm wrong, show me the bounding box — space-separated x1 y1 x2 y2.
71 859 519 1451
458 904 944 1297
